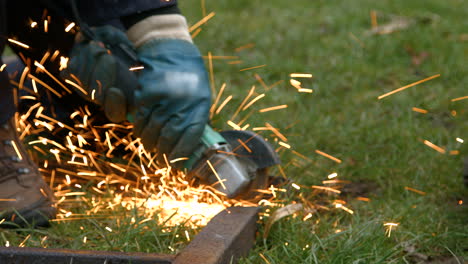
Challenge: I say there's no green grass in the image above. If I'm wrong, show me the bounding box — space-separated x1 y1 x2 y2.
2 0 467 263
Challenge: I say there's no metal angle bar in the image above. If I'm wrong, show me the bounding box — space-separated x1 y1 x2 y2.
0 246 175 264
173 206 260 264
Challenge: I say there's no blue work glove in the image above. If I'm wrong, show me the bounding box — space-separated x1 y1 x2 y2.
63 26 138 123
131 38 211 165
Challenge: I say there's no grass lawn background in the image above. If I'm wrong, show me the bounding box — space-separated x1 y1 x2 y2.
2 0 467 263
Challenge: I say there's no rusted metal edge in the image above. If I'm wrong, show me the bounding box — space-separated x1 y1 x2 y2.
0 246 175 264
173 206 260 264
0 206 260 264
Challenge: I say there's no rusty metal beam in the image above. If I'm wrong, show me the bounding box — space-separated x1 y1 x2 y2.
0 246 175 264
0 206 260 264
173 206 260 264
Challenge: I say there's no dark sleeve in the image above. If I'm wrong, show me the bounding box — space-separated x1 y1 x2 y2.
121 5 181 29
39 0 178 27
73 0 178 26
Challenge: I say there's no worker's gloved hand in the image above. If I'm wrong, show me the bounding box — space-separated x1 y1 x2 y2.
127 15 211 166
63 25 138 123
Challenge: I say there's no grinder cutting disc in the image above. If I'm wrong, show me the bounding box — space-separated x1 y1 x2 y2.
220 130 281 200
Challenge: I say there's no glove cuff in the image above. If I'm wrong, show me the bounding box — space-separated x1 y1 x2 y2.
126 14 193 48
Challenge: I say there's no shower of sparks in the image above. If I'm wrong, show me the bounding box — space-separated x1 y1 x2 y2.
327 172 338 179
0 64 6 72
423 140 446 154
383 222 398 237
404 186 426 195
412 107 428 114
240 64 267 72
31 21 38 28
7 39 30 49
5 15 364 243
64 22 76 32
315 150 342 163
451 95 468 102
377 74 441 100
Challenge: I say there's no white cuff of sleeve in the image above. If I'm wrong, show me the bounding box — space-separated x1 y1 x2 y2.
126 14 193 48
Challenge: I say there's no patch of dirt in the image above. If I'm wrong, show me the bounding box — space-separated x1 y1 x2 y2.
339 179 380 198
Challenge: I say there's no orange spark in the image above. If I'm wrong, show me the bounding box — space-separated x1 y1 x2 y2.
240 64 267 72
191 27 202 38
290 73 313 78
279 141 291 149
315 150 342 163
356 197 370 202
377 74 441 99
227 120 241 130
412 107 428 114
370 10 378 29
259 104 288 113
451 95 468 102
237 139 252 153
8 39 30 49
129 66 144 71
290 79 302 89
298 88 313 93
215 95 233 115
404 186 426 195
65 79 88 95
189 12 216 32
383 222 399 237
312 185 341 194
65 22 75 32
28 75 62 97
210 83 226 118
423 140 446 154
10 140 23 161
235 43 255 52
335 203 354 214
206 160 227 190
